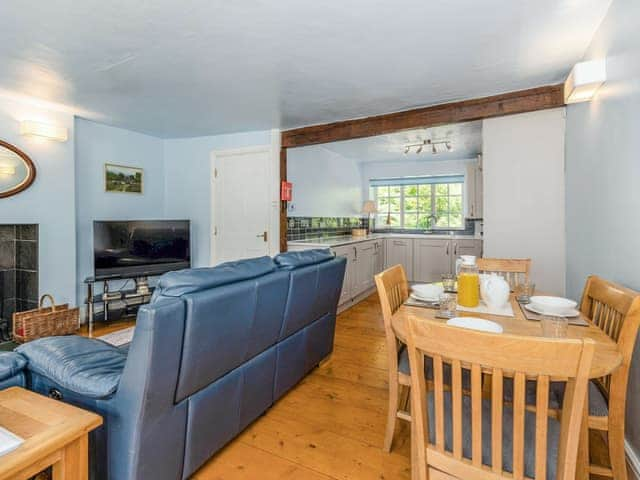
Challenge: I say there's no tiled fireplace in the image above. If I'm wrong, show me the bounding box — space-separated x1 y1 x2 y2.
0 225 38 341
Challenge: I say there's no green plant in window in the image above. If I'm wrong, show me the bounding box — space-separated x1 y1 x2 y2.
389 185 402 196
388 197 401 212
436 184 448 196
404 185 418 196
419 184 432 196
404 197 417 211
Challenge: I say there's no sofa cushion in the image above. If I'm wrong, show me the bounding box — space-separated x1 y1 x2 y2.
16 336 127 398
153 256 276 298
274 249 334 270
0 352 26 381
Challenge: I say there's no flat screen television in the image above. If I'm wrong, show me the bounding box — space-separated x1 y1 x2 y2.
93 220 190 279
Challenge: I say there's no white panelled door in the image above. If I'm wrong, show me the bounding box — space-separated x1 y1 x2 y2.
212 147 272 264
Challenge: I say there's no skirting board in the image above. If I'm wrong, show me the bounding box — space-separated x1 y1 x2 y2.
627 439 640 480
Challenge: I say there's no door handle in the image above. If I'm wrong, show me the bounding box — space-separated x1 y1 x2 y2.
256 231 268 242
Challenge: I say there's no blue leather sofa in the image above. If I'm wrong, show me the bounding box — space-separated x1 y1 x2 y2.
5 250 345 479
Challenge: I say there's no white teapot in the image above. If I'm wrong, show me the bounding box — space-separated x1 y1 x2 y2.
480 273 510 309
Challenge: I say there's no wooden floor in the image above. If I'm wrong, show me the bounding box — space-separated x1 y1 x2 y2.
83 295 629 480
194 293 411 479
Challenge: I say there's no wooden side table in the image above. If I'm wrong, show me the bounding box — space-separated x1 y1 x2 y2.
0 387 102 480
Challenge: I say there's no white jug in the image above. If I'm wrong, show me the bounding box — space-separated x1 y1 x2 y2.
480 273 510 309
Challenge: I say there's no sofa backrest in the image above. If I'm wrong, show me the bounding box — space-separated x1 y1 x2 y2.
150 251 344 404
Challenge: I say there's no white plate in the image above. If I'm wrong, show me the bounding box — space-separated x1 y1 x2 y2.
529 296 577 314
412 284 444 301
524 303 580 318
446 316 504 333
410 293 439 303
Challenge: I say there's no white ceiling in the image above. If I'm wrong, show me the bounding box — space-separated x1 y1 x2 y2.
322 121 482 163
0 0 611 138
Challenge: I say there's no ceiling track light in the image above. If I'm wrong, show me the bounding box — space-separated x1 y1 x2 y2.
402 139 452 155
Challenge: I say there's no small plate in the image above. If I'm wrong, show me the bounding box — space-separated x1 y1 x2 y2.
529 296 577 313
0 426 23 457
524 303 580 318
412 284 444 300
446 316 504 333
410 293 439 304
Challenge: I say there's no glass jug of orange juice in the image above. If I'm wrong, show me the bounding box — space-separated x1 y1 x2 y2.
457 255 480 307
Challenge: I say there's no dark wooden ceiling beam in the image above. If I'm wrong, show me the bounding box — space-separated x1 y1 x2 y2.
281 83 565 148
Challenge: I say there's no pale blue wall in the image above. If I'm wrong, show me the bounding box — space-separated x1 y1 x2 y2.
0 96 76 305
74 118 165 302
565 0 640 456
163 130 273 267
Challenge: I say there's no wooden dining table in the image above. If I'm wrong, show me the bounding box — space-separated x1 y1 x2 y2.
391 294 623 480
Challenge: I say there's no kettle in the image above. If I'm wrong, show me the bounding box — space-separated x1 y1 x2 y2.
480 273 510 309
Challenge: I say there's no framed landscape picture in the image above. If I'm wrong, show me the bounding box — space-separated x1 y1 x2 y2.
105 163 143 194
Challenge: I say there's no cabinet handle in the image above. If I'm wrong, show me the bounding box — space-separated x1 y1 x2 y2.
393 241 405 246
353 246 357 260
446 243 449 255
454 243 458 256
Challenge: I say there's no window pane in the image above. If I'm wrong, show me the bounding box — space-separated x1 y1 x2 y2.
377 197 389 209
417 215 432 229
419 184 432 197
449 183 462 195
388 197 401 212
404 185 418 196
449 214 463 228
405 197 417 212
404 214 418 228
436 196 449 215
436 184 448 196
387 214 401 227
389 185 402 196
418 196 431 212
450 196 462 215
376 186 389 196
376 214 390 226
436 215 449 228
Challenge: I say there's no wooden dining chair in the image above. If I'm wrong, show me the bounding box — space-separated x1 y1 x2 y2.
477 258 531 289
579 275 640 480
406 317 595 480
374 265 412 452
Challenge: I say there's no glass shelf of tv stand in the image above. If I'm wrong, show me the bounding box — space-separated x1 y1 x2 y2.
84 277 156 337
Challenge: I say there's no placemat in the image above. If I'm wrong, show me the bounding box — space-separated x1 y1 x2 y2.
457 301 514 318
518 302 589 326
404 297 439 309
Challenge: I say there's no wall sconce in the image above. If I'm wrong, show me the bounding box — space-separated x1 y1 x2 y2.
0 165 16 177
564 59 606 104
19 120 68 142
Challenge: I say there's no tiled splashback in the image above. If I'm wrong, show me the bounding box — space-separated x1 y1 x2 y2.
287 216 478 240
287 216 369 240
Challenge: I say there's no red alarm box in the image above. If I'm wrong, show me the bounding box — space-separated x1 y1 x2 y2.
281 181 292 201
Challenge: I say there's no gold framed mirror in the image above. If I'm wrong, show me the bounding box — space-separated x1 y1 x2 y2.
0 140 36 198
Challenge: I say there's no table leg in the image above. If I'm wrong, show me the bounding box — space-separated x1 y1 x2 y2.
52 435 89 480
575 401 590 480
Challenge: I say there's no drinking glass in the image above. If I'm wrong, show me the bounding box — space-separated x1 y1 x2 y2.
441 274 456 292
439 293 457 318
541 315 568 338
515 280 535 303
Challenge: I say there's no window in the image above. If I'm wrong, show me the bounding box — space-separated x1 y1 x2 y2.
371 176 464 230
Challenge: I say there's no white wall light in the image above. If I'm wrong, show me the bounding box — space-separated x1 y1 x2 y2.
19 120 68 141
0 165 16 177
564 59 606 104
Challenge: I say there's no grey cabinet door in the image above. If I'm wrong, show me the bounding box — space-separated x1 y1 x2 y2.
354 241 376 295
333 245 355 305
414 239 451 283
373 240 384 275
385 238 414 281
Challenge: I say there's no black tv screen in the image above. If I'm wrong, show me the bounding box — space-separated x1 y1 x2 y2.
93 220 190 279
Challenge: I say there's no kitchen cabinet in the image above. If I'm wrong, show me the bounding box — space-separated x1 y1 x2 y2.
413 239 451 283
373 240 384 275
385 238 413 281
354 241 376 293
333 244 356 305
466 156 483 219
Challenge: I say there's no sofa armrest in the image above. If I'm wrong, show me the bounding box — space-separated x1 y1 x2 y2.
16 336 127 399
0 352 26 388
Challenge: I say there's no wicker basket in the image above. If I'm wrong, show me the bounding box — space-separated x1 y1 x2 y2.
12 294 80 344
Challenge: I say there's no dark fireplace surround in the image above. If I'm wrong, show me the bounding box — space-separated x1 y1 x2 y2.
0 225 38 341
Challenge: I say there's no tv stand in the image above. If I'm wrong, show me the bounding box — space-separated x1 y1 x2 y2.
84 275 157 337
